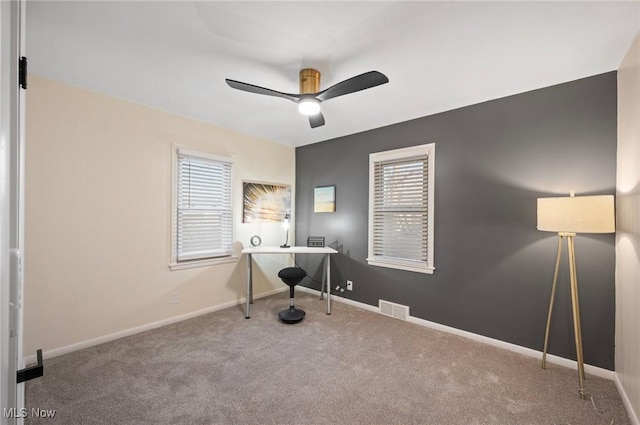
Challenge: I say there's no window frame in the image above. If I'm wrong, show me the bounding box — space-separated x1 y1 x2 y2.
169 145 237 271
367 143 435 274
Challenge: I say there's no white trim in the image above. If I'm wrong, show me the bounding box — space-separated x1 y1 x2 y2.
370 144 432 162
406 314 613 380
28 284 618 385
170 143 179 265
304 286 382 314
299 286 615 381
170 144 235 267
615 373 640 425
24 287 287 364
168 255 238 271
426 144 435 266
365 258 435 274
367 143 435 274
177 147 233 164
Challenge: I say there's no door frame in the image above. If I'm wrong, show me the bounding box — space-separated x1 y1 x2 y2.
1 0 26 423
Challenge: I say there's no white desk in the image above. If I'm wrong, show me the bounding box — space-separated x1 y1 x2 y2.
241 246 337 318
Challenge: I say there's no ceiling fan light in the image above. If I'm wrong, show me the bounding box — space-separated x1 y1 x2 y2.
298 98 320 116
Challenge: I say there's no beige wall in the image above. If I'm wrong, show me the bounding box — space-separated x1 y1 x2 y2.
616 33 640 423
24 76 295 357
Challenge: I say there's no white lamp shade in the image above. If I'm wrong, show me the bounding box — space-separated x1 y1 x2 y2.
537 195 615 233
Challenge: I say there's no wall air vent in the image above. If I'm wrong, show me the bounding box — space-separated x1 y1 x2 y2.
379 300 409 321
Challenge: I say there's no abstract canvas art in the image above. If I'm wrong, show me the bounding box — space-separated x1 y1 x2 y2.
243 182 291 223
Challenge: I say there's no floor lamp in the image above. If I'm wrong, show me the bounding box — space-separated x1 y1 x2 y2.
537 194 615 399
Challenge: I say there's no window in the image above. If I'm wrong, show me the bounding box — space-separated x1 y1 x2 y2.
170 147 235 270
367 143 435 274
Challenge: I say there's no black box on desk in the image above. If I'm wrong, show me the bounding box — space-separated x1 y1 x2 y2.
307 236 325 247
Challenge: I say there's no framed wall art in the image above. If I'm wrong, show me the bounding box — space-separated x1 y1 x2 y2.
243 182 291 223
314 185 336 213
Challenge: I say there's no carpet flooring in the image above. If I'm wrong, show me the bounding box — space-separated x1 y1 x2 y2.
25 291 630 424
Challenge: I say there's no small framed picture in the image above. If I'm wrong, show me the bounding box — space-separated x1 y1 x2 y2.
314 185 336 213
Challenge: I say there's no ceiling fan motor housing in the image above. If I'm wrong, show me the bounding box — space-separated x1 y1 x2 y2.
300 68 321 94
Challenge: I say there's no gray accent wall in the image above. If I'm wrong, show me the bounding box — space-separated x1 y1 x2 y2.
295 72 617 370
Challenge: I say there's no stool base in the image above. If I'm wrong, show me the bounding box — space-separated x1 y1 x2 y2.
278 307 305 324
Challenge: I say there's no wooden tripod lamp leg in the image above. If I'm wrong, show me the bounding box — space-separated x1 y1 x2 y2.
567 235 587 399
541 233 587 399
542 234 564 369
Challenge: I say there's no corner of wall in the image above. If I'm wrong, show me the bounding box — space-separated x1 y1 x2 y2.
615 32 640 424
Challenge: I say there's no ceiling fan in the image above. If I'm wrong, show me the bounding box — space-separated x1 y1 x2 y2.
225 69 389 128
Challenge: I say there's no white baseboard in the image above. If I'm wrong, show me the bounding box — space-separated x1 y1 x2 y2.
406 314 614 380
615 373 640 425
29 285 617 385
24 287 287 365
298 286 615 381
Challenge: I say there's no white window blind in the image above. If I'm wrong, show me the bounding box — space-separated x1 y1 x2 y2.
176 150 233 262
368 144 435 274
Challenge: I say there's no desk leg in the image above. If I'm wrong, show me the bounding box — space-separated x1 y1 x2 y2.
246 254 252 319
326 253 331 315
320 261 326 300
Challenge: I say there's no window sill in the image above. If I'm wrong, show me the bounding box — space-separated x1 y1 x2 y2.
169 256 238 271
366 258 435 274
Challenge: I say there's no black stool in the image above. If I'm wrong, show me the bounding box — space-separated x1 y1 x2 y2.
278 267 306 324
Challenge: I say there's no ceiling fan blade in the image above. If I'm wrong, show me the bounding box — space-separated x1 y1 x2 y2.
309 112 325 128
225 79 300 102
316 71 389 102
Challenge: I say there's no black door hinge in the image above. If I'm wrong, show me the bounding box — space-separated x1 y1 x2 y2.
19 56 27 90
17 349 43 384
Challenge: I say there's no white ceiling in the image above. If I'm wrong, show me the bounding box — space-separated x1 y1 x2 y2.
26 1 640 147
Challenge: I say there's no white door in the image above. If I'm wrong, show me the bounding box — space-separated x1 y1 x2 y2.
1 1 27 424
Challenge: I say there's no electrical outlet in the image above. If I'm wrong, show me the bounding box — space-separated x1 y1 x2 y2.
346 280 353 291
171 292 180 304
